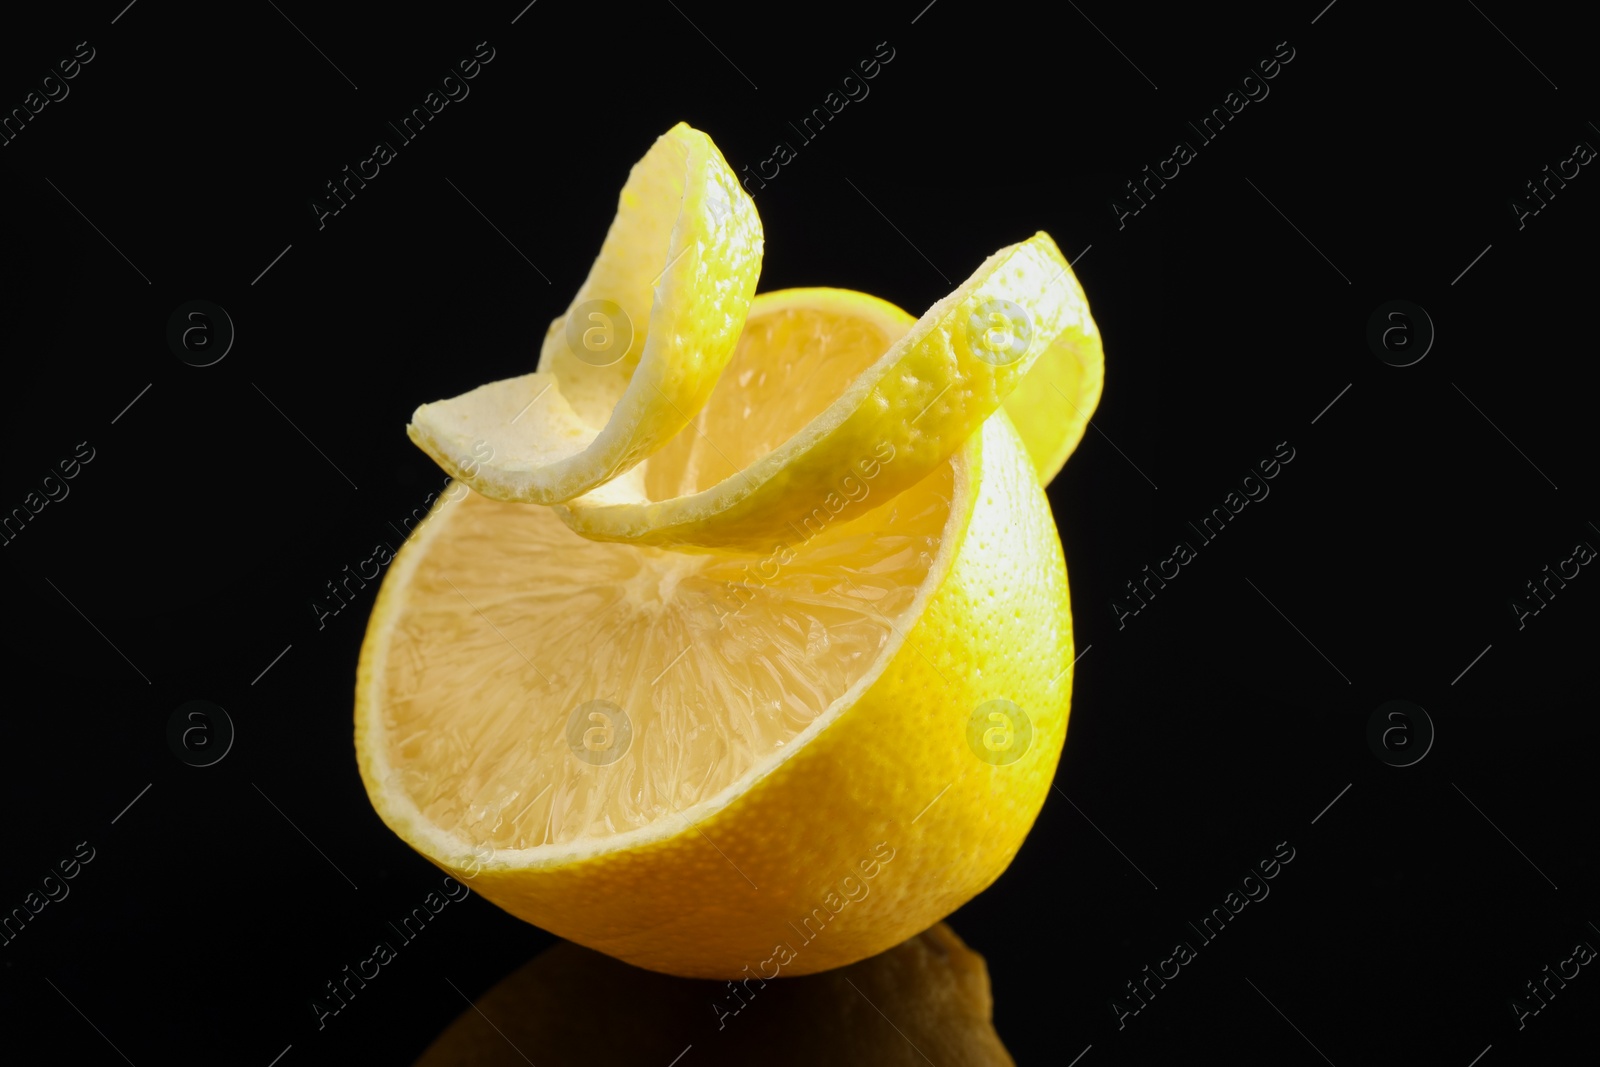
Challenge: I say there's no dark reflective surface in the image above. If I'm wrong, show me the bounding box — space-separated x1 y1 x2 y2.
414 924 1012 1066
4 3 1597 1066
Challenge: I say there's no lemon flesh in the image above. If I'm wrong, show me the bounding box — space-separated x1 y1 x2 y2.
367 451 950 852
636 289 911 507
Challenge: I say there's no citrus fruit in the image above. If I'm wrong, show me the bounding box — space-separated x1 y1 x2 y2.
406 121 763 504
355 403 1074 977
413 922 1014 1065
552 232 1095 550
1001 260 1104 485
363 120 1102 981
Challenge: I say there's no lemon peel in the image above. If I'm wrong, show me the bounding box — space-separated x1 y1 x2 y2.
559 232 1088 550
407 122 763 504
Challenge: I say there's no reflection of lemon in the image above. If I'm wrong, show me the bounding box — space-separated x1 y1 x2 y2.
413 923 1014 1066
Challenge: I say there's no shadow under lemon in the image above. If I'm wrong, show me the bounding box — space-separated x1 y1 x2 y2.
414 923 1014 1066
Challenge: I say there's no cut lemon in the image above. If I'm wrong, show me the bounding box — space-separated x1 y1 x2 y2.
406 122 763 504
355 411 1073 978
553 232 1089 550
365 120 1103 980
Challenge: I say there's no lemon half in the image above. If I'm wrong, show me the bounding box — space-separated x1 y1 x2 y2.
357 398 1073 977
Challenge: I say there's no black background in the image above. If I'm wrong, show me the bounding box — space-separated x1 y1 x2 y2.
2 1 1596 1064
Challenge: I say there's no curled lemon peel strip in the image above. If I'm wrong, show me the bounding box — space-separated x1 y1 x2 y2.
406 123 1102 546
407 122 764 504
560 232 1096 551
